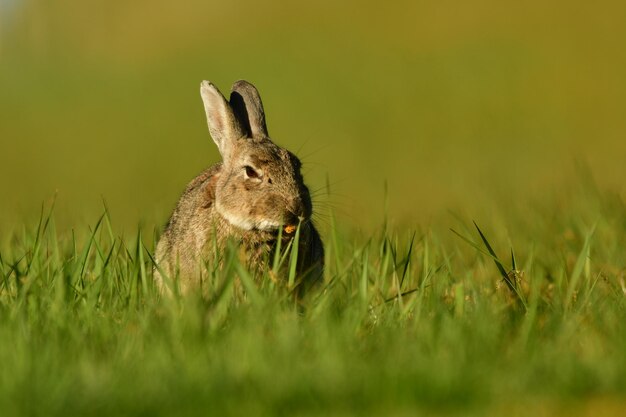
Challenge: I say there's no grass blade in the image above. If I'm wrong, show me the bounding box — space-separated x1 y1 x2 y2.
287 223 301 288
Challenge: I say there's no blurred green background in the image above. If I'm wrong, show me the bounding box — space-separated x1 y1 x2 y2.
1 0 625 232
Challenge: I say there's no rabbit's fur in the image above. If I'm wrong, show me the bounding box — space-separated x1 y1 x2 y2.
155 80 324 294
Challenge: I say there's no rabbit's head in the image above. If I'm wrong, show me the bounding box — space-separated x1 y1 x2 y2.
200 80 313 232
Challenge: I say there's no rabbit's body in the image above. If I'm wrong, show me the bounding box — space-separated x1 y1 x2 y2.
155 80 323 294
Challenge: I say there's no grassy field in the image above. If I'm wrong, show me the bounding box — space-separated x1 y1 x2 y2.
1 178 625 416
2 1 626 415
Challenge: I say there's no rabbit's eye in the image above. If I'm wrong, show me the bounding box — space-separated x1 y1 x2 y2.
244 165 261 179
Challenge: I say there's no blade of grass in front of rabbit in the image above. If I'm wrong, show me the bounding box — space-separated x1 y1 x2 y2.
212 223 219 268
207 252 237 330
144 241 175 297
277 237 294 271
287 222 301 289
234 260 261 306
272 224 284 274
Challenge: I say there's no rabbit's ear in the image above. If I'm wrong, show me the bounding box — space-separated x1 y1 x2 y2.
229 80 269 140
200 81 245 163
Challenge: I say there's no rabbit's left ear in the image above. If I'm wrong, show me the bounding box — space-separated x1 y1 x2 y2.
229 80 269 140
200 81 245 164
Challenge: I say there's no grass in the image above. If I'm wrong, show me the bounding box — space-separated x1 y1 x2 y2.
2 2 626 415
1 184 626 417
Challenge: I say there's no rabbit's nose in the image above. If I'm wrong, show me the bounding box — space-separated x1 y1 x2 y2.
286 197 310 221
283 206 304 224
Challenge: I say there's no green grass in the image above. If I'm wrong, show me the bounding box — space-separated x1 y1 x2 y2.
1 184 626 417
2 2 626 414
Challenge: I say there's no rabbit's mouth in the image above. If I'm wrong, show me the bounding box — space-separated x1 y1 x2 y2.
257 209 310 232
256 219 310 235
254 219 283 231
251 219 310 237
218 206 309 233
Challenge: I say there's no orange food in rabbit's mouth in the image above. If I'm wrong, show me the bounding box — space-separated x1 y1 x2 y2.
284 225 297 234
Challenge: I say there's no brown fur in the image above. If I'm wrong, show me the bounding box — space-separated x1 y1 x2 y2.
155 80 323 295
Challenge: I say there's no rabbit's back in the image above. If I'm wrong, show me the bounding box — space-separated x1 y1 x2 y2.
154 164 223 291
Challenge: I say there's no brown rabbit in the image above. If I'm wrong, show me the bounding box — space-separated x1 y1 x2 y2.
154 80 324 294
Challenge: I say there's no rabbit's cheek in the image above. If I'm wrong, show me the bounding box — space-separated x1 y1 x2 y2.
221 211 255 231
214 198 250 230
261 195 288 218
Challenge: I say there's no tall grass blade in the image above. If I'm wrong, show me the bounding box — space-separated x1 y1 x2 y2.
287 223 301 288
272 226 284 273
234 262 261 306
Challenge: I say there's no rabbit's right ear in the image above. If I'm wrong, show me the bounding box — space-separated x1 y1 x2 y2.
200 81 245 163
229 80 269 140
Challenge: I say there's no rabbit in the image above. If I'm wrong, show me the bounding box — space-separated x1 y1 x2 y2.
154 80 324 295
